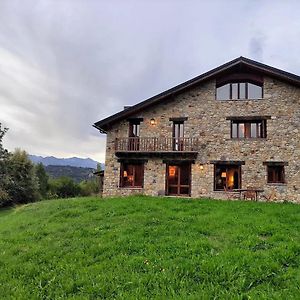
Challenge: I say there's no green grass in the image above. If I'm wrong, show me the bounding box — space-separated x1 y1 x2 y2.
1 196 300 299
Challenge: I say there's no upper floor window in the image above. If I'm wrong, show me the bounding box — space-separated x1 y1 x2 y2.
216 82 263 100
170 117 187 151
231 119 266 139
128 118 142 151
129 121 140 137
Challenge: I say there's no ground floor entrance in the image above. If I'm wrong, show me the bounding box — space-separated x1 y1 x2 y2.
166 163 191 196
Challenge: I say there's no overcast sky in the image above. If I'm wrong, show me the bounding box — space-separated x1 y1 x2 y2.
0 0 299 162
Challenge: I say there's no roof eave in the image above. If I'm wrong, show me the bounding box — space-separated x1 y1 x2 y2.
94 56 300 131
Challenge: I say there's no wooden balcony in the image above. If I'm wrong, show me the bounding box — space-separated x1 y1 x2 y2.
115 137 199 156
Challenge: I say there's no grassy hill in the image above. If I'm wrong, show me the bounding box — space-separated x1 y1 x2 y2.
0 196 300 299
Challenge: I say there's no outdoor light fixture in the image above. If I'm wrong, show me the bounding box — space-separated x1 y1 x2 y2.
199 164 204 170
150 118 156 125
221 172 227 178
123 171 128 177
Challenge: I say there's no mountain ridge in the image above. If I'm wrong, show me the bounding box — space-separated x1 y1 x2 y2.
29 154 103 169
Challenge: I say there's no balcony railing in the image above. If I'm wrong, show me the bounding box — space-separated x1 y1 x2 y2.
115 137 199 152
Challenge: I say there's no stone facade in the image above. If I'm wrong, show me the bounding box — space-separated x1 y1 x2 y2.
102 76 300 202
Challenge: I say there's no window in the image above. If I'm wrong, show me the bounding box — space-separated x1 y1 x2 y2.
129 121 140 137
173 121 184 151
267 165 285 184
216 82 263 100
231 120 266 139
214 164 241 191
128 120 140 150
120 163 144 188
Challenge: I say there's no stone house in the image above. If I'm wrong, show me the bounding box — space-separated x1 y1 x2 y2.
94 57 300 202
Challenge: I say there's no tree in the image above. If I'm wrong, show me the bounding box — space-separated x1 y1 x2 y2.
0 123 11 206
48 177 81 198
8 149 40 204
79 179 99 196
35 163 49 199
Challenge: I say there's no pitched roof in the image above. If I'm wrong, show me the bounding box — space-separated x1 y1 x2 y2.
94 56 300 133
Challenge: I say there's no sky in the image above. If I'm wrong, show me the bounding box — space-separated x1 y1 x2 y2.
0 0 299 162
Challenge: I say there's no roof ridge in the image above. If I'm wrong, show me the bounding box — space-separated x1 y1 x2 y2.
94 57 300 133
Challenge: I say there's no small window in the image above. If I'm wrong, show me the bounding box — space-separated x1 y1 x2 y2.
231 120 266 139
214 164 241 191
267 165 285 184
120 163 144 188
216 82 263 100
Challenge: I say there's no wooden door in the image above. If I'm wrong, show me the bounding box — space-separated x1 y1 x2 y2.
166 163 191 196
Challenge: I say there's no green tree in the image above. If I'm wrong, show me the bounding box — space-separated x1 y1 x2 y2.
96 163 102 171
79 179 99 196
8 149 40 204
35 163 49 199
48 177 81 198
0 123 11 206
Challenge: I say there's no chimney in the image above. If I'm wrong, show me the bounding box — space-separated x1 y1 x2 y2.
123 106 131 110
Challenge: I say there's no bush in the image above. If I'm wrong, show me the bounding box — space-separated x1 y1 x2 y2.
48 177 81 199
0 188 10 207
79 179 99 196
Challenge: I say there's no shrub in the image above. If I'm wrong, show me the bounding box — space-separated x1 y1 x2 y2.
48 177 81 198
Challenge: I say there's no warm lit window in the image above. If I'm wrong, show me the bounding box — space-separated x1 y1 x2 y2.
120 163 144 188
231 120 266 138
216 82 263 100
267 165 285 184
214 164 241 191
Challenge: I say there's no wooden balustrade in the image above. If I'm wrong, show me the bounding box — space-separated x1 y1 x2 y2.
115 137 199 152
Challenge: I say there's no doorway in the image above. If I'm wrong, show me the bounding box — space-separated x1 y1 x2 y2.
166 163 191 196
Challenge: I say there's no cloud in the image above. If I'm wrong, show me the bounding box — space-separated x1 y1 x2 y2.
249 34 265 61
0 0 299 162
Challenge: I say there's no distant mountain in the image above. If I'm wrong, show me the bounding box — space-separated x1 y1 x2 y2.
45 165 95 183
29 155 103 169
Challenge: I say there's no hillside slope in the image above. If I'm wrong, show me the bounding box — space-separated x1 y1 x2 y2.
0 196 300 299
45 165 95 182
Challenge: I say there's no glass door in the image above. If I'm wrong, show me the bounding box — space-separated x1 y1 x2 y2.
128 121 140 150
166 163 191 196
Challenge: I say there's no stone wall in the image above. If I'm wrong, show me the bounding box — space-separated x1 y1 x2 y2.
102 77 300 202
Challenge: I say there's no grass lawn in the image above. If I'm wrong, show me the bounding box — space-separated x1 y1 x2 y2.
0 196 300 299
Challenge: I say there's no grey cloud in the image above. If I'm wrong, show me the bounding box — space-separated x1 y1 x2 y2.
0 0 299 162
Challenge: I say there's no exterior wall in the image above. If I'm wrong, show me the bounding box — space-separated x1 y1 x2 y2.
103 76 300 202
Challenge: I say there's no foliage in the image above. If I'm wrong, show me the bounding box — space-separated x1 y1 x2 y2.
0 196 300 298
35 163 49 198
7 149 40 204
0 123 11 206
48 177 81 198
79 178 99 196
